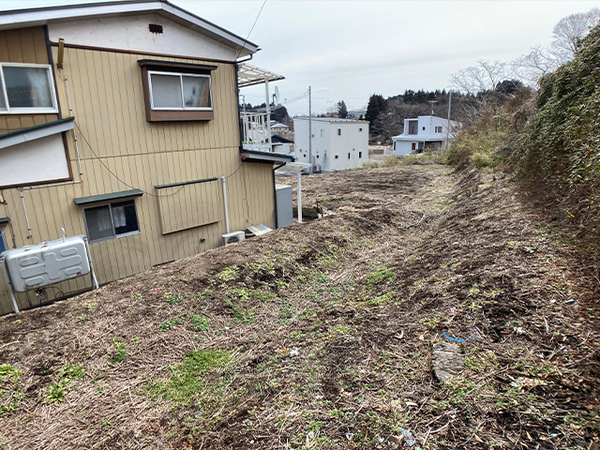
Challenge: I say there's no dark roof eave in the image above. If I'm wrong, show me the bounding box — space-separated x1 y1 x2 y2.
73 189 144 206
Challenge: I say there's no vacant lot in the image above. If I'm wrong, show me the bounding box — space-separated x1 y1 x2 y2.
1 164 599 449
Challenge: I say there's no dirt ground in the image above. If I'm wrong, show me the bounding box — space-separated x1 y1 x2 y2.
1 163 599 449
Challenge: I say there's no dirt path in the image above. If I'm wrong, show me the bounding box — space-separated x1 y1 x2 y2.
0 164 598 449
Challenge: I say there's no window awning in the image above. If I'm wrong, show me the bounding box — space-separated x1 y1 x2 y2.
240 149 294 164
74 189 143 206
0 217 8 225
0 117 74 150
238 63 285 88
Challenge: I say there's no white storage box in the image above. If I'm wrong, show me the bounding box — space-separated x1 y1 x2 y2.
1 235 90 292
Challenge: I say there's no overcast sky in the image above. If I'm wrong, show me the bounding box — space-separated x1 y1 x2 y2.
1 0 599 115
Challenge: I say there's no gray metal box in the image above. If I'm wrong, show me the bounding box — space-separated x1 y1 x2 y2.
275 184 293 228
1 235 90 292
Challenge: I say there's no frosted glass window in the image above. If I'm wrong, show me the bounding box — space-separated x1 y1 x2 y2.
149 71 211 110
0 63 57 113
150 74 182 108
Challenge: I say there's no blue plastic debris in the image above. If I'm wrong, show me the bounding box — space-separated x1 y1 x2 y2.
442 332 481 344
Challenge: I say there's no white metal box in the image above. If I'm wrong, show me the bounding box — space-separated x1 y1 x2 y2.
222 231 245 245
1 235 90 292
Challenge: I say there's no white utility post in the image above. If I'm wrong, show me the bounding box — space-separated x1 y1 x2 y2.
297 171 303 223
308 85 312 174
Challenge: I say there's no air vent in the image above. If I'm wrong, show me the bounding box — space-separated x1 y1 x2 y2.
149 23 164 34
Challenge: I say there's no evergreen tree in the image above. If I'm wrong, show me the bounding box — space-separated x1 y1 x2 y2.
365 94 386 136
337 100 348 118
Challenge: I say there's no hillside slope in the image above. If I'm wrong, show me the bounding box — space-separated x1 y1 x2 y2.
0 165 598 449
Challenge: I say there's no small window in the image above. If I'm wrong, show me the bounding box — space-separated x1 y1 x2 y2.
139 60 216 122
0 63 58 114
422 126 426 131
83 200 140 243
338 129 341 136
359 128 363 132
149 71 211 111
435 126 443 133
335 155 338 159
316 155 319 159
348 153 351 159
359 151 362 158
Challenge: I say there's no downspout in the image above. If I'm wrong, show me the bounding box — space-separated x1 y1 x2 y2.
18 189 32 240
221 176 230 235
235 62 245 153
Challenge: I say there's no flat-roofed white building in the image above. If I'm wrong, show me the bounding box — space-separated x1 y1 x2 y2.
293 117 369 172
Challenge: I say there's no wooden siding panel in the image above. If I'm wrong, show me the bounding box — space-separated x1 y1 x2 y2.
0 47 277 315
157 180 220 234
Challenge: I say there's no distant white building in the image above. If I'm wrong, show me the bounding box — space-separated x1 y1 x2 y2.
392 116 461 156
294 117 369 172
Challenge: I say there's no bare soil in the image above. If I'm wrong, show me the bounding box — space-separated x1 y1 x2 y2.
1 164 599 449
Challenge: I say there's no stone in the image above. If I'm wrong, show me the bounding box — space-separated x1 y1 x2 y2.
431 342 463 383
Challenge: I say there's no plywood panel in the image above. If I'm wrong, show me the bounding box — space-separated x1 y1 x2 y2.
157 179 220 235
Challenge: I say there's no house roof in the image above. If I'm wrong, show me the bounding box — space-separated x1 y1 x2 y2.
240 149 294 164
404 115 461 127
272 135 293 144
0 117 74 150
294 117 369 124
0 0 259 57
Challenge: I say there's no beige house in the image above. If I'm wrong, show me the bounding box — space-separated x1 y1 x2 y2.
0 1 292 315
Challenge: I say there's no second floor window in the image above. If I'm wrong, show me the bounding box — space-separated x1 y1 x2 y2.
0 63 58 114
139 59 216 122
149 71 212 110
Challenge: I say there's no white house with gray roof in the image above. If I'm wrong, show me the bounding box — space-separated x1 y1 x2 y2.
293 117 369 172
392 115 461 156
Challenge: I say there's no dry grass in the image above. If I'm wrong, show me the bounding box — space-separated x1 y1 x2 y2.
0 165 599 449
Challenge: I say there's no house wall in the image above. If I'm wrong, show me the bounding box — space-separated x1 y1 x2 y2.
293 119 368 172
393 140 414 156
0 27 58 134
0 29 274 315
48 13 240 62
328 122 368 171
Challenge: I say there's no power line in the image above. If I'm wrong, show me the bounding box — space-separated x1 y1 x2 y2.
74 122 245 198
234 0 268 62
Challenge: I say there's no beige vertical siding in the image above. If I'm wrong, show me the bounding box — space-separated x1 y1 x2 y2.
0 41 277 314
0 27 58 133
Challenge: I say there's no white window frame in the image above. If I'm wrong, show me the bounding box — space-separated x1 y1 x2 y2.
435 126 443 133
82 199 140 244
147 70 212 111
0 224 8 253
0 63 58 114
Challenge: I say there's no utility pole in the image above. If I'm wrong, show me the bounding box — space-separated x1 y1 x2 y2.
308 86 313 174
446 91 452 149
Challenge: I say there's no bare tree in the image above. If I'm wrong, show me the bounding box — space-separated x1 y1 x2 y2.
551 8 600 61
512 8 600 85
512 46 560 85
450 60 507 94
